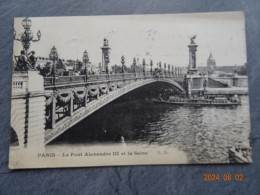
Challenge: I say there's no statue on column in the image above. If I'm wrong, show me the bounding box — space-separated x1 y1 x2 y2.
104 38 109 46
190 35 196 44
15 50 37 71
187 35 198 74
28 51 37 69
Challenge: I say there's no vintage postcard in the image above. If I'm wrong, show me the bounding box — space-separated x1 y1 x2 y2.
9 11 252 169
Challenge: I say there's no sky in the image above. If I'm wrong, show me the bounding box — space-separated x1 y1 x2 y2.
13 11 247 68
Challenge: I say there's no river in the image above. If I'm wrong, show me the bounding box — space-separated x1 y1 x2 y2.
51 83 251 164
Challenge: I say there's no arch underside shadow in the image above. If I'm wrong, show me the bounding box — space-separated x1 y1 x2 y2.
10 127 19 147
45 78 185 145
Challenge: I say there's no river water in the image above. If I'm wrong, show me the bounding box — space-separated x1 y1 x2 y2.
52 83 251 164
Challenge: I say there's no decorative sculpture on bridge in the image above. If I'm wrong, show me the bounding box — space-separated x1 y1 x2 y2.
101 38 111 74
13 17 41 71
187 35 198 74
190 35 196 44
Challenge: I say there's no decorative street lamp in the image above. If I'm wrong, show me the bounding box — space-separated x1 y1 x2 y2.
121 55 125 74
13 17 41 71
172 65 174 76
133 57 136 74
150 60 153 74
164 63 167 76
159 62 162 73
168 64 170 76
14 17 41 54
175 66 177 75
142 59 146 76
83 50 89 78
49 46 59 82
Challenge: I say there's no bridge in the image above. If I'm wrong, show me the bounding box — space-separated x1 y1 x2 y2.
10 24 248 149
11 69 248 148
11 71 185 148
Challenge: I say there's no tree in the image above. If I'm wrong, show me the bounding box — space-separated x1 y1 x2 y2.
237 63 248 75
56 59 65 69
37 62 52 77
111 64 121 73
75 60 83 71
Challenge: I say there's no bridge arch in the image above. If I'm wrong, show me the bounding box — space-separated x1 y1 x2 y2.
45 78 185 144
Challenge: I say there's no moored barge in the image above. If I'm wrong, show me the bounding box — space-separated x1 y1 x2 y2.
153 95 241 106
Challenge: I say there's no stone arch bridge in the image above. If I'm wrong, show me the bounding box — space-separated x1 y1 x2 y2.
11 71 185 148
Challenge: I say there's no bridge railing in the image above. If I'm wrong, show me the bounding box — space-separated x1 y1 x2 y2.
124 73 136 79
44 77 53 86
88 74 108 82
43 72 185 87
44 75 87 86
109 73 124 80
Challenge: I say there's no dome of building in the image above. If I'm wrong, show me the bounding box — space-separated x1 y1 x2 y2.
207 52 215 64
207 52 216 74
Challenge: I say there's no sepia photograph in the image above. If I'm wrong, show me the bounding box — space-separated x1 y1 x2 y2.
9 11 252 169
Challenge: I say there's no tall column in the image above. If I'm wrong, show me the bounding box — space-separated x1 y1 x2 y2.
101 38 111 75
187 36 198 74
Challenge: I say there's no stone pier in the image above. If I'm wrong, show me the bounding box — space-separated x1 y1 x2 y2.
11 71 46 148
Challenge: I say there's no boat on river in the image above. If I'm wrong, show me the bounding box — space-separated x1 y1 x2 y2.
153 95 241 106
228 146 252 163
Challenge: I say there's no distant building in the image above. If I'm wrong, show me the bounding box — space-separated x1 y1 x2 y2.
207 52 216 74
198 65 243 76
36 57 52 68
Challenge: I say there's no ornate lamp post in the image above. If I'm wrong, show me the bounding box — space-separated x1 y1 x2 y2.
121 55 125 74
142 59 146 76
150 60 153 75
14 17 41 54
83 50 89 79
168 64 170 76
13 17 41 70
172 65 174 76
133 57 137 74
159 62 162 73
49 46 59 84
164 63 167 76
